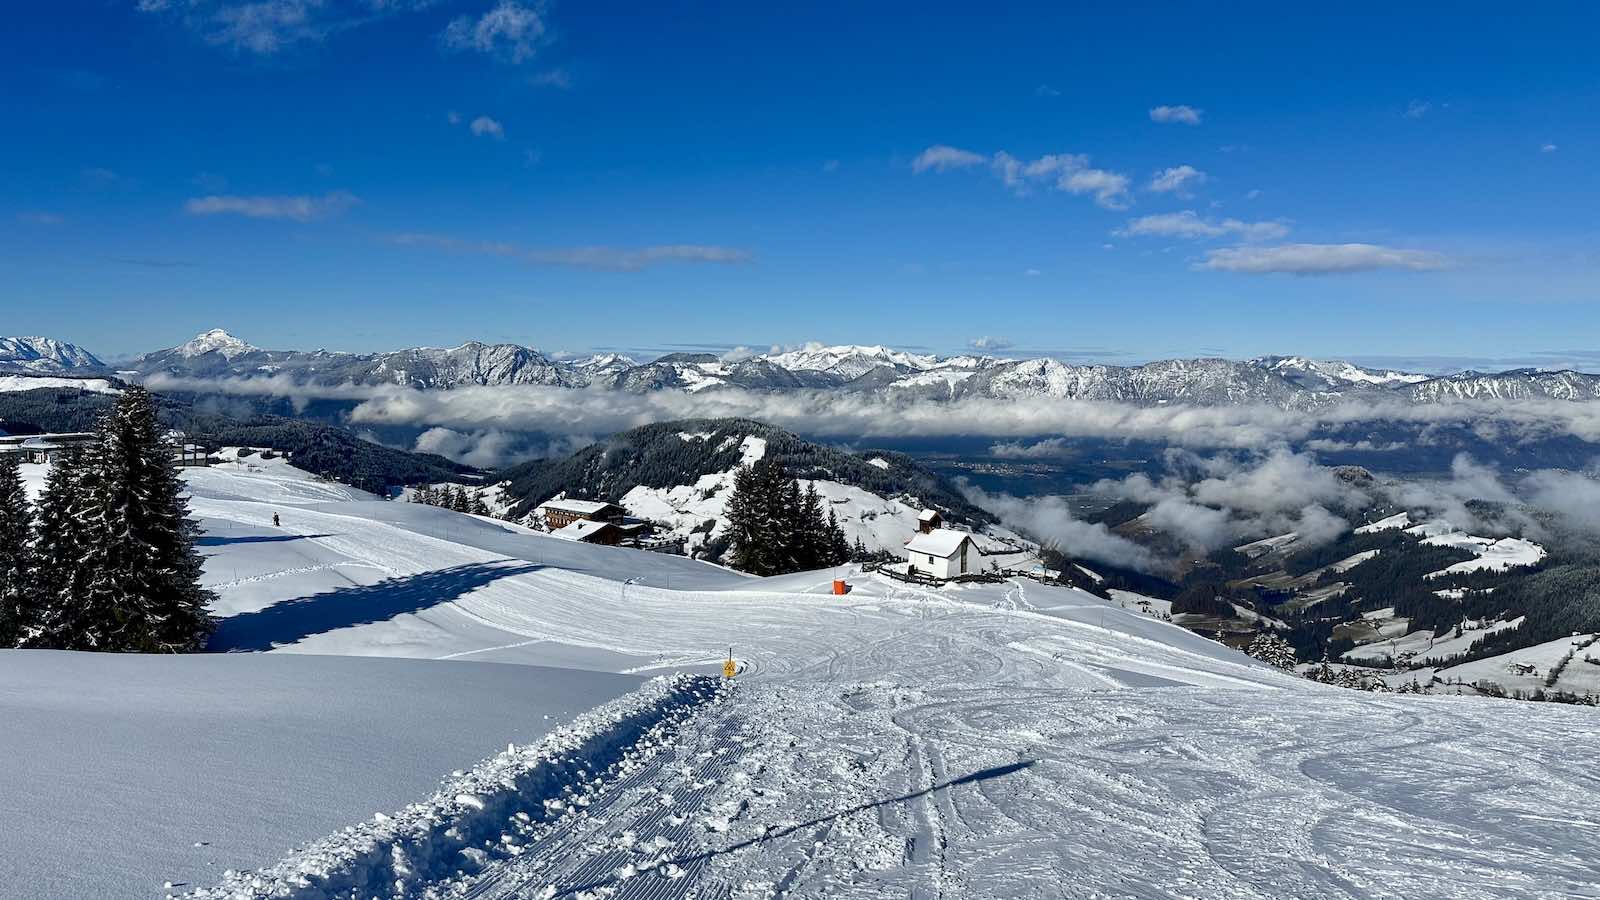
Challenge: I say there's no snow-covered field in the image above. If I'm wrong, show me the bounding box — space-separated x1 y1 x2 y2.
7 457 1600 898
0 652 641 898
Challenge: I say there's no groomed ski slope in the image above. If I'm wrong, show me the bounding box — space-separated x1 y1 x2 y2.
11 457 1600 898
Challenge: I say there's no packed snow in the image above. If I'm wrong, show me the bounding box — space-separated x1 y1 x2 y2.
6 456 1599 899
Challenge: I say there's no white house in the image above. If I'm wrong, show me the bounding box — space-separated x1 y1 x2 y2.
904 528 978 580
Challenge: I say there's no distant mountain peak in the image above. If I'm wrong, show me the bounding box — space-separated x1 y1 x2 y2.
177 328 258 359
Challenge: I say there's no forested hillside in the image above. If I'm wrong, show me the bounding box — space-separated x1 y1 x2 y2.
498 418 995 526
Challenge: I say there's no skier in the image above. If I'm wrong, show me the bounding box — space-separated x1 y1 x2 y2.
272 512 280 528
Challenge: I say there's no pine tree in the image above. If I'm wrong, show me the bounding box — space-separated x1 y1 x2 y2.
725 464 770 574
796 482 826 570
470 494 490 516
74 387 215 652
29 449 96 648
825 508 850 566
0 454 36 647
1246 632 1298 670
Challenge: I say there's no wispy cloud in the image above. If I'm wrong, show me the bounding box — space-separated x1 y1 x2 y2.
391 232 754 272
1116 211 1288 242
184 190 360 221
910 145 987 173
1197 242 1452 275
1147 164 1206 195
917 145 1132 209
969 336 1014 351
1149 104 1202 125
136 0 437 55
1405 99 1431 119
1541 143 1558 153
441 0 546 63
108 256 200 268
16 212 65 225
1034 84 1061 97
469 115 505 139
527 67 571 88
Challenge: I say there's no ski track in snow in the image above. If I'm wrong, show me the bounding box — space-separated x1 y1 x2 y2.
165 463 1600 899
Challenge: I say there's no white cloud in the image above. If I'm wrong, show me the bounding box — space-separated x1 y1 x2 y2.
442 1 547 63
1116 211 1288 241
1149 105 1203 125
391 232 753 271
184 190 360 221
962 483 1157 571
969 336 1014 351
1058 167 1132 210
921 147 1130 209
1541 143 1559 153
1245 189 1262 200
1147 164 1206 195
469 115 505 139
1405 99 1431 119
1034 84 1061 97
17 212 65 225
446 110 462 125
1024 268 1041 277
911 145 987 173
1197 242 1452 275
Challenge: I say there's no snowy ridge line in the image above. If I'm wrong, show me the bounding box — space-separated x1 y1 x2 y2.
187 674 726 900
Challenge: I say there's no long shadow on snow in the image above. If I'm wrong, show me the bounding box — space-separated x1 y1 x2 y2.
197 533 337 547
208 561 542 651
552 759 1038 898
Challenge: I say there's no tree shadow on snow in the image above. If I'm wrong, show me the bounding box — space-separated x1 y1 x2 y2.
197 533 337 547
552 760 1038 897
207 561 542 652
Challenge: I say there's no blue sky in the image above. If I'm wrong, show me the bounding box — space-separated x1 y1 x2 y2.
2 1 1597 368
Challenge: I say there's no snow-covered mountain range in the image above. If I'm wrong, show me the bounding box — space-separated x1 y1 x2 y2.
0 336 105 374
12 328 1600 407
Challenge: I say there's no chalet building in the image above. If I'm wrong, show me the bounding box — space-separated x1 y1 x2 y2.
539 498 627 531
904 528 978 580
917 509 942 534
554 519 624 545
0 432 98 464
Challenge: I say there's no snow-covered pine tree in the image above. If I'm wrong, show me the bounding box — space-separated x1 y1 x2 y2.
28 449 98 648
1245 632 1298 670
74 387 215 652
0 453 36 647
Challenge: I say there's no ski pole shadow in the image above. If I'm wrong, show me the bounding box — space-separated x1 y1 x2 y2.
207 561 542 651
551 759 1037 897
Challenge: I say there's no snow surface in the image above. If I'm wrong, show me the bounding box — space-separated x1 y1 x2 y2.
0 375 119 394
1423 533 1546 577
1355 511 1411 533
9 459 1600 899
1344 617 1526 666
0 652 641 898
1434 634 1600 697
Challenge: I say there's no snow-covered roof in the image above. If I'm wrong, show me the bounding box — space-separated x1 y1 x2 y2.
918 509 942 522
554 520 619 542
904 528 975 558
540 499 618 516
